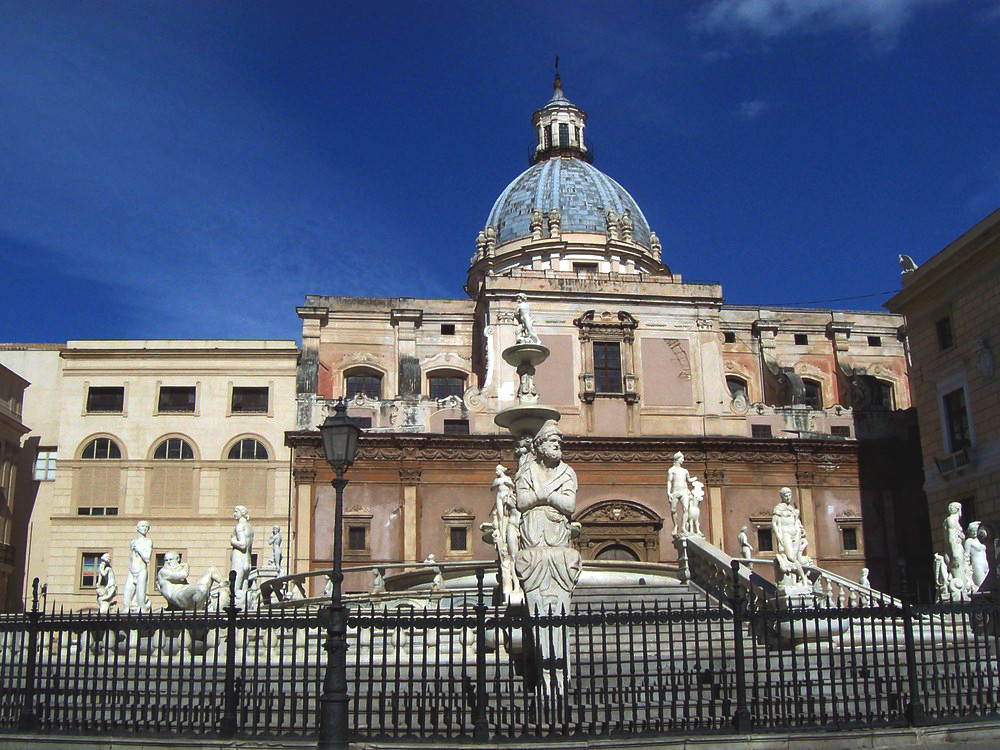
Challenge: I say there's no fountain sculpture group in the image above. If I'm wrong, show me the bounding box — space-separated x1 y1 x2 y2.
934 501 991 602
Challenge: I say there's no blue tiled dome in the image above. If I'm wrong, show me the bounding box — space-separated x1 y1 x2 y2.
485 157 651 249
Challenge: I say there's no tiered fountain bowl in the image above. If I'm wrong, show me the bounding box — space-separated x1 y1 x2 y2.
494 343 560 437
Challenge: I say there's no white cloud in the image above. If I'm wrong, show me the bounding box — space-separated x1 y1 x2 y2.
739 99 769 118
699 0 946 40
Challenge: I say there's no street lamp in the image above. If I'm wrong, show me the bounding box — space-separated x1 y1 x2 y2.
317 398 362 750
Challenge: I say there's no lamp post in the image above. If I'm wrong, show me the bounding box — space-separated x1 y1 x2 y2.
317 398 362 750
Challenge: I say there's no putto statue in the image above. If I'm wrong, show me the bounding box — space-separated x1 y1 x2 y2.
230 505 255 607
96 554 117 614
515 293 542 345
156 552 220 611
514 420 582 615
685 477 704 537
738 526 753 560
268 525 283 572
490 464 521 598
858 567 871 588
123 520 153 612
666 452 693 536
771 487 812 593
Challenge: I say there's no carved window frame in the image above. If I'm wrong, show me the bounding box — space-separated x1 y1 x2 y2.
835 511 864 557
343 506 373 561
573 310 639 404
443 507 475 559
749 513 775 557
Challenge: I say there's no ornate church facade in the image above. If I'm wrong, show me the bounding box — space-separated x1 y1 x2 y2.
288 76 928 595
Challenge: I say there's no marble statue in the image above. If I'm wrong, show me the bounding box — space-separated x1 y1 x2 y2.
156 552 220 610
268 525 282 572
547 208 560 239
965 521 989 591
96 553 117 614
666 452 693 536
513 420 582 615
530 209 544 241
772 487 811 592
939 501 968 599
426 554 445 592
934 553 950 602
285 579 306 601
515 293 541 345
738 526 753 560
230 505 255 607
619 209 633 242
858 567 871 588
605 209 620 240
371 567 386 595
323 575 334 599
686 477 704 536
123 520 153 612
491 464 521 598
650 232 662 262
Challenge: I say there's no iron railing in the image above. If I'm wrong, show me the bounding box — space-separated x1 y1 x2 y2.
4 565 1000 741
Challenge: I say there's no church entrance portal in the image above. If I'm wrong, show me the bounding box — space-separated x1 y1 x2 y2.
573 500 662 563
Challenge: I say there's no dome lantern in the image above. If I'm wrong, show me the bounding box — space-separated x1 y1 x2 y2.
532 59 589 164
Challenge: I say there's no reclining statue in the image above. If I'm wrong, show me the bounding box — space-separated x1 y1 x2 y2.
156 552 221 611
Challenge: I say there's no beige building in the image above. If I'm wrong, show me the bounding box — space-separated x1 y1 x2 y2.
887 207 1000 549
0 340 298 610
0 362 30 607
289 77 926 594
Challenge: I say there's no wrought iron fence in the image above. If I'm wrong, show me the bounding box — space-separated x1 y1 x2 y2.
3 565 1000 741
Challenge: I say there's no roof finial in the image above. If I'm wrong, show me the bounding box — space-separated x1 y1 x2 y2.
554 55 561 91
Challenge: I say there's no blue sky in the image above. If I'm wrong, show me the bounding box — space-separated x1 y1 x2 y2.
2 0 998 342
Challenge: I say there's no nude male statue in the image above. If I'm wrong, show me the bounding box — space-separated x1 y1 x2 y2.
515 293 541 345
156 552 220 611
230 505 255 606
123 520 152 612
666 452 693 536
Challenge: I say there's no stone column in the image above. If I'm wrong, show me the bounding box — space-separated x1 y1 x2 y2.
399 466 422 564
292 466 316 578
705 468 726 549
796 469 818 557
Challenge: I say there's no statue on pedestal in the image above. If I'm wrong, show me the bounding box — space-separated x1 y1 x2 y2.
513 420 582 615
123 520 153 612
491 464 521 598
156 552 220 610
937 501 969 600
685 477 704 536
666 452 693 536
268 525 283 572
96 554 117 614
515 294 541 345
230 505 255 607
772 487 812 593
371 567 386 595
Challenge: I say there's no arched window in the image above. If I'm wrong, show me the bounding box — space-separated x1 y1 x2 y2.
595 544 640 562
428 371 466 400
726 376 748 401
228 438 269 460
223 436 271 515
345 369 382 400
802 379 823 410
153 437 194 460
81 437 122 460
149 437 196 510
76 437 124 515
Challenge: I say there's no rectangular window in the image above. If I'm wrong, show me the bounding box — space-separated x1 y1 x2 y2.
794 334 809 346
450 526 468 553
440 324 455 336
831 426 852 438
443 419 470 435
231 386 269 413
33 449 57 481
751 424 772 439
86 386 124 413
352 417 373 429
841 527 858 552
429 376 465 399
723 331 736 343
867 335 882 347
348 526 367 552
559 122 569 147
593 341 623 394
757 528 773 553
158 386 196 412
573 262 599 274
80 552 104 589
936 316 954 351
77 506 119 516
943 387 971 453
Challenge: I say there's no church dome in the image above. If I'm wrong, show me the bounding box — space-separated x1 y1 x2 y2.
485 157 652 250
